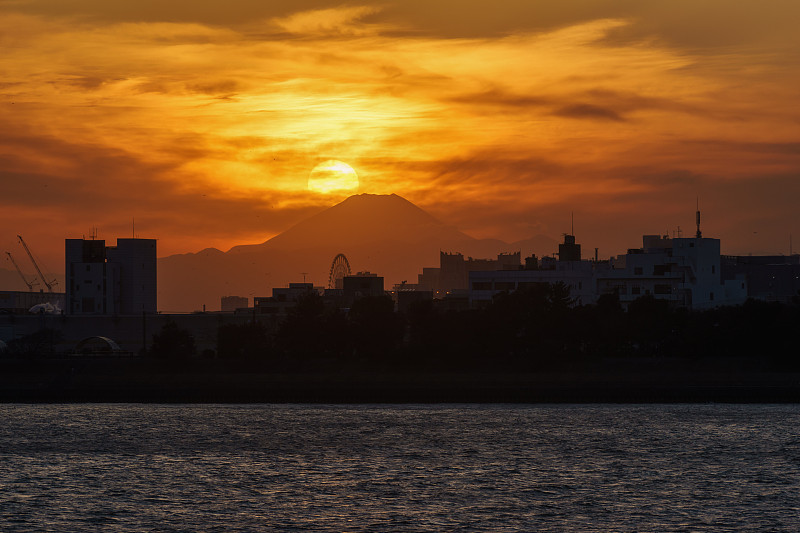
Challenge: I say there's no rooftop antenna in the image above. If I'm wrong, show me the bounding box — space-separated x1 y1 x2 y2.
571 211 574 236
695 197 702 239
301 272 308 283
132 217 135 239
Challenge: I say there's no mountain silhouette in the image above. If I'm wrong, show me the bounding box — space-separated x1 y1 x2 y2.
158 194 556 312
229 194 471 252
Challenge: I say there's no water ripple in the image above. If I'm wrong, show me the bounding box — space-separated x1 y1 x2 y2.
1 404 799 531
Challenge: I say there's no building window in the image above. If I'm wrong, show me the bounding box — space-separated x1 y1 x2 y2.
495 282 516 291
631 286 641 295
578 282 582 290
654 284 671 295
472 282 492 290
710 292 714 300
81 297 94 313
86 265 90 271
634 267 643 275
712 265 716 274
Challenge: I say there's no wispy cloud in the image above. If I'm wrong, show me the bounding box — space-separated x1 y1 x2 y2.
1 2 799 264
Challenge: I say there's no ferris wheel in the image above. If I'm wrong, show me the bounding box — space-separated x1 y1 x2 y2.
328 253 351 289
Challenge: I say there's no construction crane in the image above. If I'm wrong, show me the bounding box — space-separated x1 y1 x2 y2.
17 235 57 292
5 251 38 291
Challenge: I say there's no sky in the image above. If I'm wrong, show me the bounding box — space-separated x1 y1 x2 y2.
2 0 799 271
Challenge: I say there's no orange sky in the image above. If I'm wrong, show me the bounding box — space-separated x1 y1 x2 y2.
2 0 800 271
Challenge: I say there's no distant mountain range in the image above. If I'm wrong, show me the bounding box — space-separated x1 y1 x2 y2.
157 194 557 312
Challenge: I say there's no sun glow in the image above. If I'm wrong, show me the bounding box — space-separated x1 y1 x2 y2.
307 160 360 194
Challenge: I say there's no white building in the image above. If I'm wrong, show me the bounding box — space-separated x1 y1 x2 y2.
65 238 157 315
469 234 748 309
598 235 747 309
470 260 595 306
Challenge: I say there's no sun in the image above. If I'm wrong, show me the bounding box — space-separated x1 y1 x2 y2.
307 160 359 194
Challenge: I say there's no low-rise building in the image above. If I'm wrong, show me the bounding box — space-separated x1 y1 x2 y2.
221 295 248 313
253 283 320 316
343 272 384 306
0 291 66 314
469 233 749 309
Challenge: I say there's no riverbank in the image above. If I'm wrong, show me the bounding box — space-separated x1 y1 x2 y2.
2 356 800 403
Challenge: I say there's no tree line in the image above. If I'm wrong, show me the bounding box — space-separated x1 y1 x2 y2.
147 284 800 369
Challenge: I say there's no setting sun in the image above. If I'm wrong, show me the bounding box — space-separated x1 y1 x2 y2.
307 160 360 194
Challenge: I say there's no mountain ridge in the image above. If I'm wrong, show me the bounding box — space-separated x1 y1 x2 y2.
158 194 556 312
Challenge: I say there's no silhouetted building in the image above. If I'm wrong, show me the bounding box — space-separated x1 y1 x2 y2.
396 289 433 313
65 237 156 315
524 254 539 270
471 261 594 306
558 234 581 261
343 271 384 305
417 251 521 296
0 291 65 315
254 283 319 316
721 254 800 303
221 295 248 312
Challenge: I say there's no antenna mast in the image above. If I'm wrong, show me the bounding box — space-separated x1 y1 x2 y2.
695 198 702 239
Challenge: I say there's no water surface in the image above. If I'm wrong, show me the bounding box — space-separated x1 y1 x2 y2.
1 404 799 531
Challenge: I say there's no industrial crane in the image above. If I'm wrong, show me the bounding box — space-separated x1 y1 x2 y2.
17 235 57 292
5 251 38 291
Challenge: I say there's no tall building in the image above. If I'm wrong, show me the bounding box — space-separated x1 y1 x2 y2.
65 238 156 315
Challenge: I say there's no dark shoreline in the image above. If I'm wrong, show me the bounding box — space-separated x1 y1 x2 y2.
2 356 800 403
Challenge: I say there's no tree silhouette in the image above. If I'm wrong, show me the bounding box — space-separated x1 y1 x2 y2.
218 321 271 359
150 321 196 359
276 291 349 359
348 295 403 359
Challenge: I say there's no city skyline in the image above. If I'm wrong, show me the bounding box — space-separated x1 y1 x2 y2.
2 1 799 270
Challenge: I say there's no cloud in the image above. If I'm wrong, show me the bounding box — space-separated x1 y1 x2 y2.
553 103 625 121
272 6 382 36
1 2 799 265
